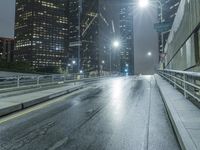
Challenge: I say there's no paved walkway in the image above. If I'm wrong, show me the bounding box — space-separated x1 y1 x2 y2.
155 74 200 150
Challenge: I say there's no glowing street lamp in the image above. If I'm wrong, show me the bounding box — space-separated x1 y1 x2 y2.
112 40 120 48
80 70 83 74
110 39 120 74
138 0 149 8
147 52 152 56
72 60 76 64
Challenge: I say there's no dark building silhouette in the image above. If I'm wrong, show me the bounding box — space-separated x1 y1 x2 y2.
0 37 14 63
14 0 68 72
80 0 115 74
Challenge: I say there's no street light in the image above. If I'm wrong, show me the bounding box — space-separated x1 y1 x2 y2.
72 60 76 64
138 0 149 8
113 40 120 48
68 64 71 67
138 0 164 56
147 52 152 56
80 70 83 74
110 40 120 74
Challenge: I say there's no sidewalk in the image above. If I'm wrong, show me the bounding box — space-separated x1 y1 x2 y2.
155 74 200 150
0 84 84 117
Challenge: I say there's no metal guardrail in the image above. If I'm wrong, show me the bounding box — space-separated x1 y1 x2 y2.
0 73 119 90
158 69 200 102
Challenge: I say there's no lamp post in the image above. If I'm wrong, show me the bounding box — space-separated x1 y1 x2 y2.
110 40 120 74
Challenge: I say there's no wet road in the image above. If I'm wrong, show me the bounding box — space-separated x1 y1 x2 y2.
0 76 180 150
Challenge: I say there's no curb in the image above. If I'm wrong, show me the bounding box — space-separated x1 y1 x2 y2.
0 85 84 117
155 75 197 150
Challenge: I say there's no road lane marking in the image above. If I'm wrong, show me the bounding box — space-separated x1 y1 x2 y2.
0 87 90 125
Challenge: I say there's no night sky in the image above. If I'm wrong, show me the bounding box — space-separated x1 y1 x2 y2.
0 0 158 74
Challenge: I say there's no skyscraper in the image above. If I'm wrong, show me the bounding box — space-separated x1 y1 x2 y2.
14 0 68 72
80 0 113 75
68 0 81 73
119 2 134 75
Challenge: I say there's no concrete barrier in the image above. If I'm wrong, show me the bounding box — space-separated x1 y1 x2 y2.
0 101 22 117
0 85 84 117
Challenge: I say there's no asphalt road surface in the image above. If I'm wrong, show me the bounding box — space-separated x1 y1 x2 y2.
0 76 180 150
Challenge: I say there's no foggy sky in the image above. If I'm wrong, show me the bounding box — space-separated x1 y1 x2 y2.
0 0 15 38
134 6 159 75
0 0 158 74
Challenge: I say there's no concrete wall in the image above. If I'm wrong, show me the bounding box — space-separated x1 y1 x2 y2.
164 0 200 71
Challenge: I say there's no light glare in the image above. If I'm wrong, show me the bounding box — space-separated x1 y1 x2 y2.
113 40 120 48
147 52 152 56
139 0 149 8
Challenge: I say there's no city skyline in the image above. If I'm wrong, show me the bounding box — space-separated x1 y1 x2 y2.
0 0 158 75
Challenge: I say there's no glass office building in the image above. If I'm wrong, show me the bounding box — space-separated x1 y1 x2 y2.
15 0 68 72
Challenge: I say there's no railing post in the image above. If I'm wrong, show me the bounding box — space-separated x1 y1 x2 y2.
73 74 76 85
63 74 65 82
183 74 187 98
37 76 40 86
17 76 20 87
174 72 176 89
52 75 54 83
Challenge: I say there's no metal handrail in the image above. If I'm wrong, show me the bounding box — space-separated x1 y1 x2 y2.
158 69 200 102
0 72 120 89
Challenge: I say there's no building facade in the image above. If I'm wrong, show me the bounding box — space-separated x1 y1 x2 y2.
0 37 14 63
164 0 200 71
119 2 134 75
15 0 68 72
158 0 180 62
68 0 81 73
69 0 112 74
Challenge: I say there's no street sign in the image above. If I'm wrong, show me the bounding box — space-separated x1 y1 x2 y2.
154 21 173 33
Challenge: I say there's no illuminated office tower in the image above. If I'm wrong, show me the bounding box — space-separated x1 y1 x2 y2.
119 2 134 75
15 0 68 72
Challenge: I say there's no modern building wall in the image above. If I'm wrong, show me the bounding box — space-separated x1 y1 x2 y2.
68 0 81 72
164 0 200 71
119 2 134 75
80 0 116 74
158 0 181 64
14 0 68 72
158 0 180 62
0 37 14 63
81 0 99 73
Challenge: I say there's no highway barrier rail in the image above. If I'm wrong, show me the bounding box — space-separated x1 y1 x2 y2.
0 73 120 90
158 69 200 105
